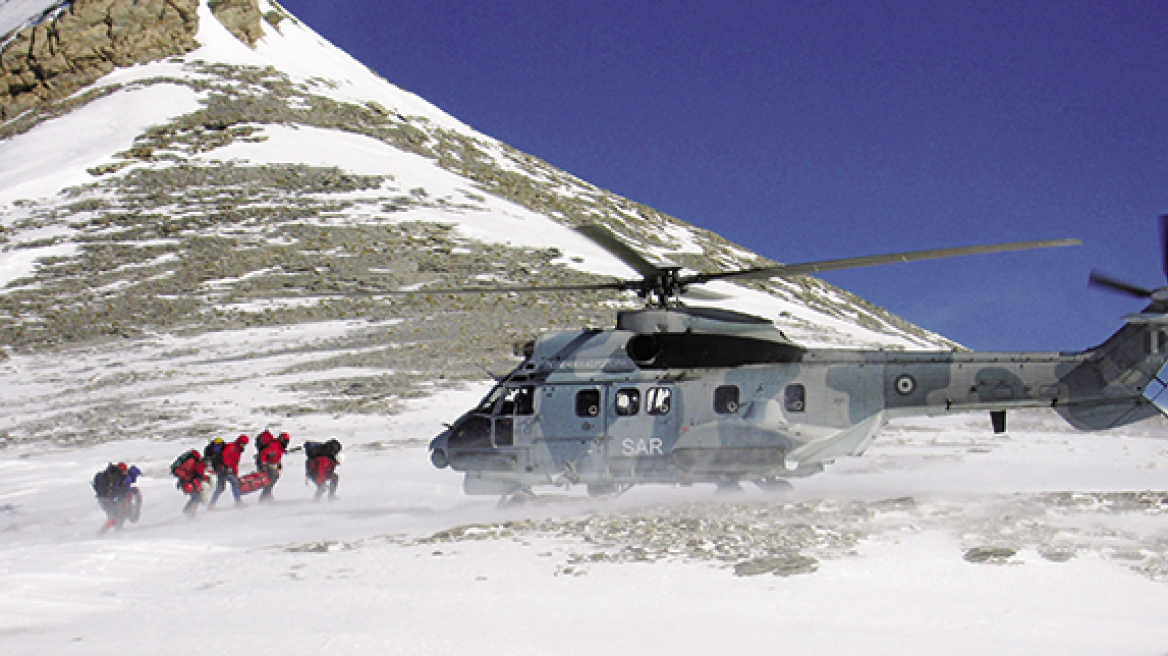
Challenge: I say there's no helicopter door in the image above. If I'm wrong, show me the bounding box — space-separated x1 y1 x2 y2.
535 385 608 439
494 385 536 447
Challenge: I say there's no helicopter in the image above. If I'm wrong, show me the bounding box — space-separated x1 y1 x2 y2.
426 219 1168 498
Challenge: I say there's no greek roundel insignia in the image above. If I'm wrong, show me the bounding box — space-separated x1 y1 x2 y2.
894 374 916 396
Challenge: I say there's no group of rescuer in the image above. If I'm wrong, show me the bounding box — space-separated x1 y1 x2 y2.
92 431 343 531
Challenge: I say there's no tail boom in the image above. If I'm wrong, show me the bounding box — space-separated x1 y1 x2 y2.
870 315 1168 431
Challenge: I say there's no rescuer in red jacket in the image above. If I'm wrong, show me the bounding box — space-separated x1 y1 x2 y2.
210 435 248 508
170 450 208 517
255 429 275 462
305 438 342 501
255 431 290 502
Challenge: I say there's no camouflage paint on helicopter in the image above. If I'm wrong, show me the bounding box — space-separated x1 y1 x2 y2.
430 303 1168 496
425 221 1168 497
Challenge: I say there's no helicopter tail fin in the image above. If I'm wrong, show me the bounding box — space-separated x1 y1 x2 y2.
1055 313 1168 430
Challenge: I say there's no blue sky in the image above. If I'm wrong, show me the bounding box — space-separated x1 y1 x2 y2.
277 0 1168 352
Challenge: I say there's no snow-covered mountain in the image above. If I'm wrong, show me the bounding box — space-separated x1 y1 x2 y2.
0 0 951 447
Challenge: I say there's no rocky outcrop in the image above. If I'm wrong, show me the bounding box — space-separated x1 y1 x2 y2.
0 0 200 121
208 0 263 48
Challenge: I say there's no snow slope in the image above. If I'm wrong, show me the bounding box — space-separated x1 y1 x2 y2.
4 391 1168 655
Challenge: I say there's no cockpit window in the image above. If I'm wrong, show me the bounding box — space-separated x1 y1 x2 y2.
476 385 505 413
576 389 601 417
615 388 640 416
499 385 535 416
495 418 514 447
646 387 672 415
448 416 492 448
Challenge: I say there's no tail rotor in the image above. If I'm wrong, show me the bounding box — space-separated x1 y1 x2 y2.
1088 215 1168 309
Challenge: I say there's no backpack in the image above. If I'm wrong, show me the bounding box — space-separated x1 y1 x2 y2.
323 439 342 458
303 441 325 459
170 450 198 478
92 465 118 497
203 441 225 470
306 456 336 484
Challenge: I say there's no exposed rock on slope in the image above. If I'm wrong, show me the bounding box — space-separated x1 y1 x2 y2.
209 0 273 48
0 0 292 121
1 0 200 121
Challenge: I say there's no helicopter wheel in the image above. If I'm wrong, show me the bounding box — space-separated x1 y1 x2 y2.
753 477 794 493
497 487 536 507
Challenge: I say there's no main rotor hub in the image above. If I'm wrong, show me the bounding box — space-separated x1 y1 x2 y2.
639 267 685 307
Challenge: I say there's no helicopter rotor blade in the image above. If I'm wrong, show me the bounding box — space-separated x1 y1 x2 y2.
347 280 635 295
1160 214 1168 283
574 225 668 279
1088 270 1154 299
347 225 1083 307
684 238 1081 285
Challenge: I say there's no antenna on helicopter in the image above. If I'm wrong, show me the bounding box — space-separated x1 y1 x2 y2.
474 363 504 382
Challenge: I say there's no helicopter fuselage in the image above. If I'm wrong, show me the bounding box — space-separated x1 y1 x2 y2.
429 307 1168 495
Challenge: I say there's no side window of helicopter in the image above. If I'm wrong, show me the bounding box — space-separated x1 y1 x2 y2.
784 384 806 413
575 389 602 417
714 385 740 414
646 387 672 415
615 388 640 416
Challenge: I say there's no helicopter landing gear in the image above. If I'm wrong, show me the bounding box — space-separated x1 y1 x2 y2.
715 477 745 494
753 477 794 493
497 487 536 507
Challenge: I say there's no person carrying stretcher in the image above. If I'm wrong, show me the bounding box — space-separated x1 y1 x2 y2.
254 430 291 502
210 435 248 509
